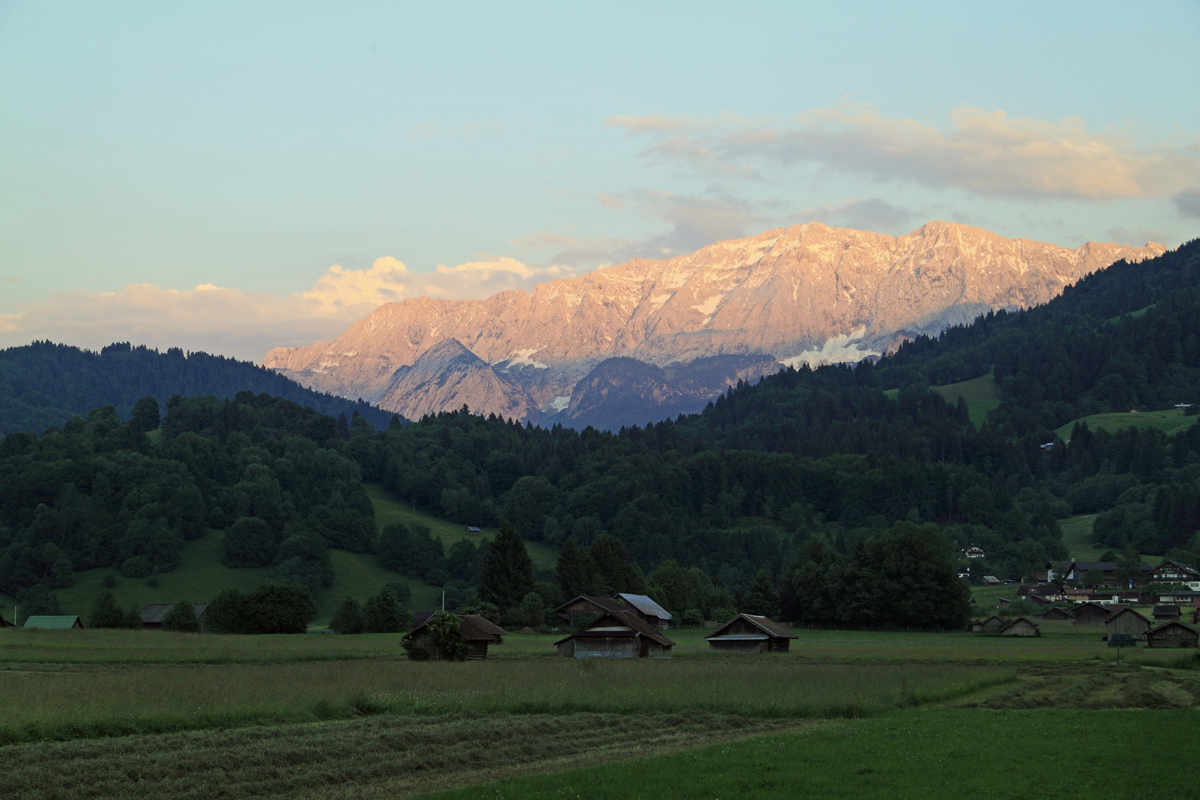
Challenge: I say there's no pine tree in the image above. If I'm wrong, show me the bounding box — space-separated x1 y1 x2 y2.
741 569 780 618
554 538 594 598
590 536 644 595
477 523 535 610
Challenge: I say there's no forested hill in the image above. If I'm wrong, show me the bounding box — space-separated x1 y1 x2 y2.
0 341 394 435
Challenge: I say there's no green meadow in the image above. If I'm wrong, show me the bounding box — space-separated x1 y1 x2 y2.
885 373 999 428
1054 408 1199 441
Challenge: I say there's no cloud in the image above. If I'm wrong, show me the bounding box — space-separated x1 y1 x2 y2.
5 276 19 284
799 198 915 235
609 106 1200 200
1174 188 1200 219
0 255 572 362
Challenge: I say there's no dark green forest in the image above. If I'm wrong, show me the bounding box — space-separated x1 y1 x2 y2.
0 341 393 435
2 238 1199 629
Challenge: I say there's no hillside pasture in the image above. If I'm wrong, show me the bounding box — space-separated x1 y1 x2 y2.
1054 408 1199 441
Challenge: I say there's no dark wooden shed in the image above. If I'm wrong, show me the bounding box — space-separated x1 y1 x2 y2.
141 603 209 632
552 596 625 627
999 617 1040 637
1040 607 1071 621
406 613 507 660
706 614 797 653
970 615 1006 633
554 609 674 658
1073 602 1110 626
1105 607 1152 641
1152 604 1182 622
614 593 673 629
1146 621 1199 648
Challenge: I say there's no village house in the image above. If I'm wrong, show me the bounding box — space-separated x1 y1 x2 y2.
1150 560 1200 583
614 593 673 629
999 617 1040 637
552 595 626 628
554 608 674 658
1106 607 1153 641
961 546 986 559
1145 620 1199 649
141 603 208 632
23 615 83 629
1073 602 1110 627
405 613 506 660
706 614 797 653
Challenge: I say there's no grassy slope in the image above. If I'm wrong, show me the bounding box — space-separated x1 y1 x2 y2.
1054 408 1199 440
5 484 555 626
884 373 999 428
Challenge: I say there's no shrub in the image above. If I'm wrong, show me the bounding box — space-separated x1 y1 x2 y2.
88 591 127 629
119 556 153 579
363 588 411 633
206 588 249 634
162 600 200 633
101 575 118 589
330 597 365 634
681 608 704 628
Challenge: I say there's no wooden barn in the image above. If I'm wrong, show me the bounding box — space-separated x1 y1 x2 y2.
555 609 674 658
1152 604 1182 623
999 617 1040 637
1105 607 1152 641
22 615 83 630
1041 607 1071 621
141 603 208 632
1073 602 1110 626
406 613 507 660
614 593 673 629
1146 621 1199 649
970 615 1006 633
706 614 797 653
552 596 625 627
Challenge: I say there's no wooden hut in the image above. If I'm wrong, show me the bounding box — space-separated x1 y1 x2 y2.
141 603 208 632
554 609 674 658
970 615 1006 633
999 617 1040 637
552 596 625 627
1041 607 1071 621
1105 607 1152 641
1152 604 1182 623
405 613 507 660
614 593 673 629
22 615 83 630
1146 621 1199 649
706 614 797 653
1073 602 1110 626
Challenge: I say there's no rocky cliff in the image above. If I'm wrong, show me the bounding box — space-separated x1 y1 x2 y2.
263 221 1165 422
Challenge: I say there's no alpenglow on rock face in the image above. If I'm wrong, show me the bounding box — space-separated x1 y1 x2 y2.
263 221 1165 425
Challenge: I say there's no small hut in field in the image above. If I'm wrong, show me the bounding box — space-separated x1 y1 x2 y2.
552 596 625 628
970 615 1006 633
1152 605 1182 623
554 609 674 658
999 617 1040 637
1040 607 1071 621
706 614 797 653
406 613 507 660
1073 602 1109 626
1145 621 1199 649
1105 607 1152 641
22 615 83 630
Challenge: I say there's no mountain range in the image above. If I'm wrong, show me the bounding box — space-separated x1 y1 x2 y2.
263 221 1164 428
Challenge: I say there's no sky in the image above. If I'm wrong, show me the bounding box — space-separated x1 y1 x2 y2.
2 1 1199 361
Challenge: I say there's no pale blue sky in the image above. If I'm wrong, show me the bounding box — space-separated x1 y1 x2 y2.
2 1 1198 359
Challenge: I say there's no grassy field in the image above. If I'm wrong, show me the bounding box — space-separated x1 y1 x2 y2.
884 373 999 428
430 707 1200 800
1054 408 1199 440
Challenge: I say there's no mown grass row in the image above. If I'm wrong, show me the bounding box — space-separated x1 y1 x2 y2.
425 708 1200 800
0 658 1013 744
0 711 808 800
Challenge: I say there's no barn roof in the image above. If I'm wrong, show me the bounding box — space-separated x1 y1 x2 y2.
459 614 506 641
1106 607 1151 624
554 609 674 648
141 603 208 624
23 615 82 629
1148 620 1199 636
552 595 625 615
999 616 1039 632
615 593 672 621
1152 604 1182 617
707 613 797 641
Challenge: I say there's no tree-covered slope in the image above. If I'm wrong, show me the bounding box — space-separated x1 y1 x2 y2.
0 341 393 435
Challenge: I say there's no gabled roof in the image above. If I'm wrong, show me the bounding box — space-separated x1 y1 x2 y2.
555 609 675 648
1148 620 1199 635
141 603 208 624
1152 604 1182 617
707 613 796 641
1152 559 1198 574
615 593 672 621
1105 606 1151 624
552 595 625 615
999 616 1039 631
23 615 82 629
459 614 506 641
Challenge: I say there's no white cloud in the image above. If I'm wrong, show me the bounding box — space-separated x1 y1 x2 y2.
610 106 1200 200
799 198 915 236
0 255 574 362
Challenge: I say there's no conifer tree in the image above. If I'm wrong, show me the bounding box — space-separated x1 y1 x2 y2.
477 523 535 610
554 538 593 598
741 569 780 618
